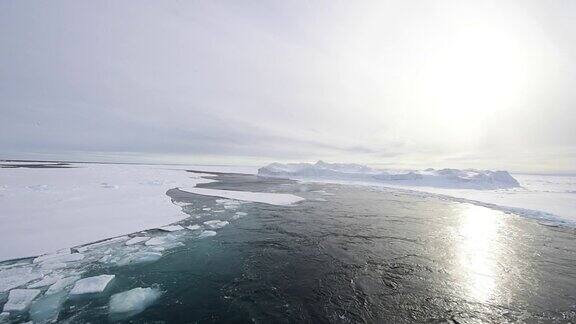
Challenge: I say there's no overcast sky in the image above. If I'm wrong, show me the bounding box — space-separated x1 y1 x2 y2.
1 0 575 172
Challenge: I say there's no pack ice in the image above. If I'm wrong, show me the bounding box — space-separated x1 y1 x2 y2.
258 160 520 190
3 289 41 312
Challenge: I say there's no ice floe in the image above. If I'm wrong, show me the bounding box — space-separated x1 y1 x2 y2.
159 225 185 232
46 276 81 295
203 220 229 230
29 291 67 323
28 274 63 288
186 225 202 231
180 188 304 206
3 289 41 312
0 267 42 292
125 237 150 245
115 252 162 266
69 275 115 295
108 287 161 316
198 230 217 239
33 251 84 264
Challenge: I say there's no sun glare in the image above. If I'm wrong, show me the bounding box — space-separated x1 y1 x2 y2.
412 14 530 144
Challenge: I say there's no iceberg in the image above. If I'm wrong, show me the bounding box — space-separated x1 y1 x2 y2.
108 287 161 317
3 289 41 312
186 225 202 230
258 161 521 190
69 275 115 295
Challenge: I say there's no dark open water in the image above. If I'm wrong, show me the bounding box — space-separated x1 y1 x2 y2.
4 172 576 323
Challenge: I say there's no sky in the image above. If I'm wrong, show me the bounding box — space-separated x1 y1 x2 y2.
1 0 575 173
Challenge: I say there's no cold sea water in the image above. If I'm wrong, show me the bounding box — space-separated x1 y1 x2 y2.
2 171 576 323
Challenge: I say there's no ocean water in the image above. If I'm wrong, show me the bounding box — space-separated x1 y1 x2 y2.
2 172 576 323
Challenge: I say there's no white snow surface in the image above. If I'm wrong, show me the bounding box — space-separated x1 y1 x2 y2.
108 287 161 315
3 289 41 312
0 163 213 261
259 161 520 190
179 187 304 206
69 274 115 295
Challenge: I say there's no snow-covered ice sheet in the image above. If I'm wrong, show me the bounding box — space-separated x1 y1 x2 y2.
180 187 304 206
0 163 212 261
69 274 115 295
3 289 41 312
382 173 576 224
108 287 161 316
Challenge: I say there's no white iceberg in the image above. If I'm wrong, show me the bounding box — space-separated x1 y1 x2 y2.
125 237 150 246
258 160 521 190
3 289 41 312
108 287 161 316
203 220 229 230
186 225 202 231
69 275 115 295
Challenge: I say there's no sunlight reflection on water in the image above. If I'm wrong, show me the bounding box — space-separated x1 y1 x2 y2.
456 204 504 302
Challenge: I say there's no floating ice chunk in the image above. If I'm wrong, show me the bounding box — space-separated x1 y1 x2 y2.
158 225 184 232
186 225 201 231
180 187 304 205
311 198 327 202
115 252 162 266
69 275 115 295
0 312 8 321
203 220 229 230
145 237 167 246
235 212 247 216
29 291 67 323
3 289 41 312
76 236 128 253
198 230 217 239
202 208 211 211
33 251 84 264
28 275 63 288
125 237 150 245
46 276 81 295
39 262 67 271
0 267 42 292
108 287 161 317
